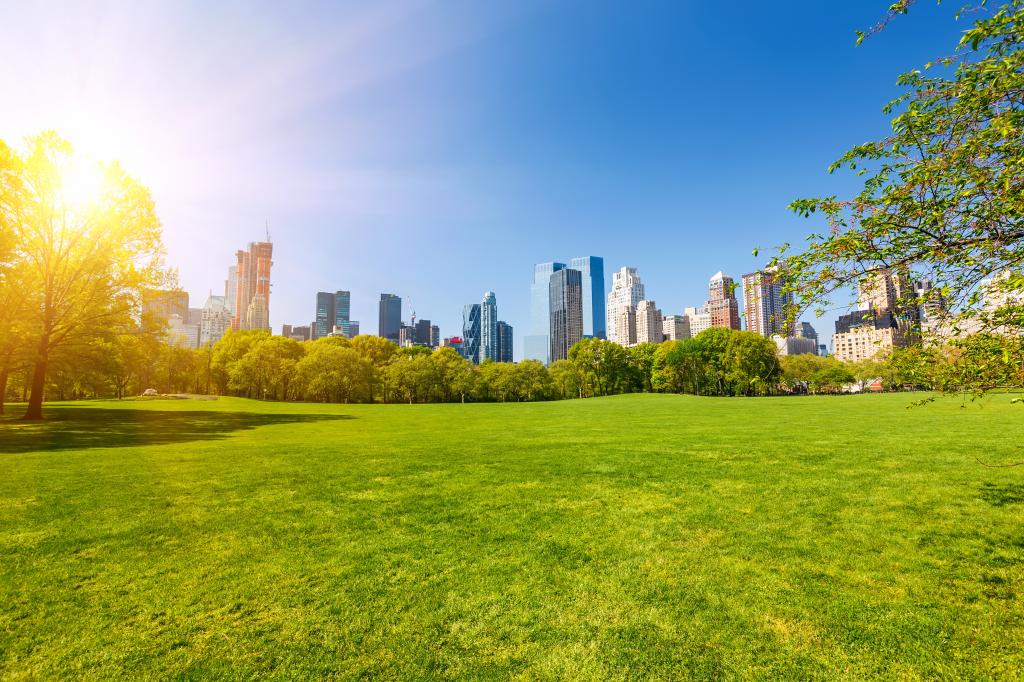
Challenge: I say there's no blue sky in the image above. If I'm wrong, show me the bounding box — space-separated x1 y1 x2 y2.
0 1 969 354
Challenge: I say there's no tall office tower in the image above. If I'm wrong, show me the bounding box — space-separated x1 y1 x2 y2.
462 304 482 363
281 324 293 338
684 305 711 336
550 268 583 362
398 325 414 346
912 279 948 325
414 318 432 346
707 271 741 330
496 321 514 362
224 266 238 315
430 325 440 349
379 294 402 341
314 292 335 340
142 289 189 325
742 267 793 337
168 314 200 348
231 240 273 331
480 291 498 361
525 262 566 364
615 306 637 347
606 267 645 346
634 301 664 344
795 321 819 347
663 315 691 341
570 256 606 339
334 291 352 337
199 294 232 347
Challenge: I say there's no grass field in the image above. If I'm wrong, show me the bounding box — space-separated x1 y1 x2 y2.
1 393 1023 679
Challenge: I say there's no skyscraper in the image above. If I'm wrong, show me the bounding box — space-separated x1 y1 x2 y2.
314 292 334 340
663 315 691 341
570 256 606 339
607 266 645 346
231 240 273 331
634 300 664 344
707 271 741 331
224 266 238 315
462 303 481 363
199 294 232 347
684 305 711 337
525 262 566 364
550 268 583 362
334 291 352 337
497 321 514 362
429 325 440 349
414 318 432 346
480 291 498 362
742 267 793 337
379 294 402 341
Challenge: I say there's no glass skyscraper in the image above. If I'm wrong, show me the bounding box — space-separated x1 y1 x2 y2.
378 293 402 341
569 256 606 339
496 321 513 363
462 303 481 363
549 268 583 362
480 291 498 362
524 262 566 364
314 291 334 339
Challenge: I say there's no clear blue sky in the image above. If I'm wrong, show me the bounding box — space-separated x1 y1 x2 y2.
0 1 968 353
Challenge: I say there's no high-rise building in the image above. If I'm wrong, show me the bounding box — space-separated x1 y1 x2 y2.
707 271 741 331
379 294 402 341
684 305 711 337
497 321 514 362
462 304 481 363
663 315 691 341
349 321 360 338
480 291 498 361
607 267 645 346
231 240 273 331
224 266 238 315
399 324 415 347
414 318 432 346
143 289 189 324
833 273 915 362
334 291 352 337
168 314 200 348
550 268 583 362
742 267 793 337
430 325 440 349
795 321 819 347
525 262 566 364
635 300 663 344
773 334 819 356
570 256 606 339
314 292 334 340
199 294 232 347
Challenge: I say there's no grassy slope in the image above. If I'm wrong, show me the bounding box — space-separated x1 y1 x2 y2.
1 394 1022 679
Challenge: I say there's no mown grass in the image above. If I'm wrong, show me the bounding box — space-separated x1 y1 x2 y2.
1 393 1023 679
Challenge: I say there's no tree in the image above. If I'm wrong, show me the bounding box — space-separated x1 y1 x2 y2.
229 336 304 400
0 133 167 418
211 330 269 396
431 346 474 402
628 343 660 393
723 331 782 396
548 359 582 400
781 2 1024 346
569 338 630 397
295 343 372 403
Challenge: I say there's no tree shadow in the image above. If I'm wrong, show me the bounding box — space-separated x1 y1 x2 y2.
979 482 1024 507
0 406 354 454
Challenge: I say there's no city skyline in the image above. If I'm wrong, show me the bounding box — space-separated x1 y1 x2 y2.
0 2 971 358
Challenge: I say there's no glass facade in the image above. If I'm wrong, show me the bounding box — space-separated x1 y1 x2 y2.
525 262 566 364
549 268 583 362
497 321 513 362
378 293 402 341
462 304 481 363
314 291 334 340
480 291 498 362
570 256 606 339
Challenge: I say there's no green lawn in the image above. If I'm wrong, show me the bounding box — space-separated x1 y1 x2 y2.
1 394 1022 679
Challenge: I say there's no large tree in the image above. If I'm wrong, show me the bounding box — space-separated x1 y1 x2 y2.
1 133 166 418
781 2 1024 337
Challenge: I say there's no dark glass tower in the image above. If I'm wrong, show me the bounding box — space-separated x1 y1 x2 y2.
570 256 606 339
549 268 583 362
314 291 334 340
379 294 402 341
497 321 514 363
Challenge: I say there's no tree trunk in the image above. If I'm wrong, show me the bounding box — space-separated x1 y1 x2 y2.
0 368 8 416
24 343 49 420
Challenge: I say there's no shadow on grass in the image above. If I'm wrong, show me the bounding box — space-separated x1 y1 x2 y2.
979 482 1024 507
0 406 353 454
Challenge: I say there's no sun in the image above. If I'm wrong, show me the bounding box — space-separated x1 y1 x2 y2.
59 157 106 213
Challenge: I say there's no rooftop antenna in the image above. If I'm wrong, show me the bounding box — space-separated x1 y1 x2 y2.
265 219 271 242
